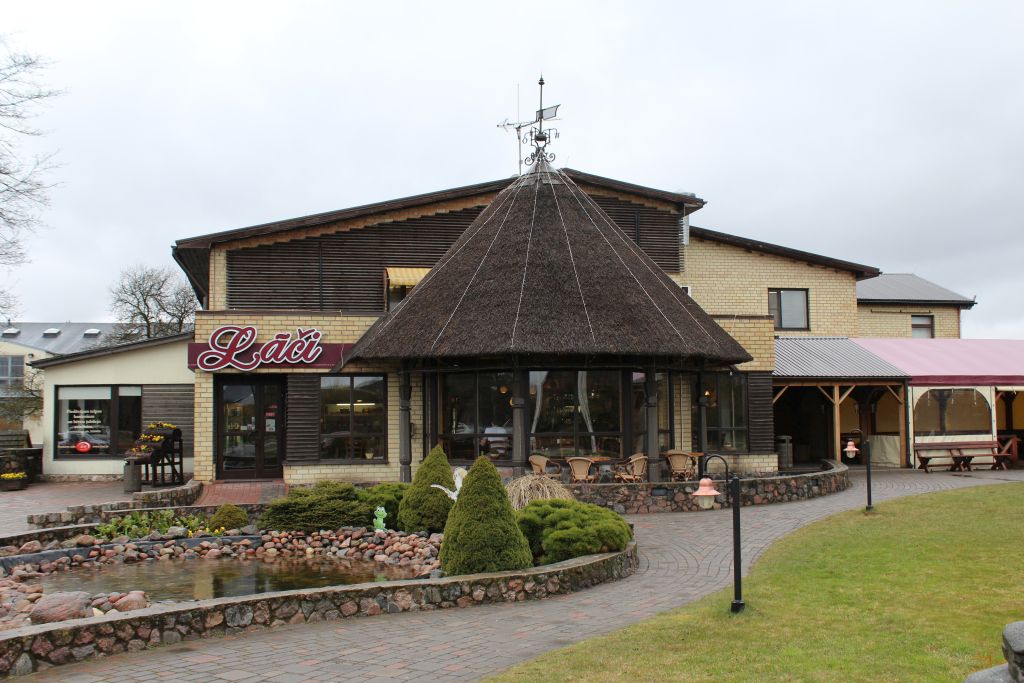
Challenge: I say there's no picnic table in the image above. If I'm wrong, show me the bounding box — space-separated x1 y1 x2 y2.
914 440 1013 473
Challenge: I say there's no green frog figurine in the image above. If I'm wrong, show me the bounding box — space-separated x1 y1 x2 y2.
373 506 387 532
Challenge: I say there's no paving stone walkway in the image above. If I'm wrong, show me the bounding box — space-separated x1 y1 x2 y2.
24 468 1024 683
0 482 129 535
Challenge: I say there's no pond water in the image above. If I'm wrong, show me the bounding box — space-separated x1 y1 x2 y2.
35 557 417 602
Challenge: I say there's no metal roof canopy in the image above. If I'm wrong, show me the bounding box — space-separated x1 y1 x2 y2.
773 337 908 380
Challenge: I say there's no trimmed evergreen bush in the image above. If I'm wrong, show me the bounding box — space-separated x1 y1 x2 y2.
208 503 249 530
439 457 533 575
259 481 373 532
397 444 455 533
357 482 410 530
516 499 633 565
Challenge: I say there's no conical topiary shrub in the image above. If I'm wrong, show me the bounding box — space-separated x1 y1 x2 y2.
397 444 456 533
439 457 533 575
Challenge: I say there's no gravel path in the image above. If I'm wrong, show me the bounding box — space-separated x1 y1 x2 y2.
23 468 1024 683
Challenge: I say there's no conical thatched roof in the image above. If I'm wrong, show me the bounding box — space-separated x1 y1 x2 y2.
346 161 751 365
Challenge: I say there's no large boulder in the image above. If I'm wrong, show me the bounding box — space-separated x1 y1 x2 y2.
29 591 92 624
112 591 148 612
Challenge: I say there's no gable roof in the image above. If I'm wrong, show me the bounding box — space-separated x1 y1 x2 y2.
774 336 908 379
344 161 750 365
0 322 118 356
689 226 879 280
856 273 975 307
29 331 192 369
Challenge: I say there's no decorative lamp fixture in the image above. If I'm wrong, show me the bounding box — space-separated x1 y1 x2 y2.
498 384 509 395
693 477 721 510
844 440 859 459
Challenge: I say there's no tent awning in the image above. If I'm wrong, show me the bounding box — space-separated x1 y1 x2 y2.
854 338 1024 386
385 267 430 288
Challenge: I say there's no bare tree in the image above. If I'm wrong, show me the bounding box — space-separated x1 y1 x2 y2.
106 265 196 344
0 39 60 313
0 370 41 423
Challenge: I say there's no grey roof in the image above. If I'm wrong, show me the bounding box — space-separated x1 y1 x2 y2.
0 322 119 356
856 274 975 307
29 331 192 369
774 337 908 379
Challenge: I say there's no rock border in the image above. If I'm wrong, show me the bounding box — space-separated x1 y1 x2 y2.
571 461 850 514
0 542 638 677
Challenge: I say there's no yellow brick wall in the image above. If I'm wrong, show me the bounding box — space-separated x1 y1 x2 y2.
677 237 860 333
710 316 776 372
856 304 961 338
191 311 427 485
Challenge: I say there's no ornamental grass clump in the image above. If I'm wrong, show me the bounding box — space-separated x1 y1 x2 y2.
259 480 373 533
516 499 633 565
439 457 533 575
397 444 455 533
505 474 575 510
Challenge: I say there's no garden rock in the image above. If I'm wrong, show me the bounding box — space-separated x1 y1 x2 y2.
240 525 259 535
29 591 92 624
18 541 42 554
164 526 187 539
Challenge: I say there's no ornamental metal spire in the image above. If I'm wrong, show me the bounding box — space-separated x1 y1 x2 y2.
497 75 561 174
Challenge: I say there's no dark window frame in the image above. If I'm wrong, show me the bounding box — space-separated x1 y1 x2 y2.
692 373 750 453
768 288 810 331
911 314 935 339
437 370 516 463
0 355 24 386
53 384 143 461
319 374 389 464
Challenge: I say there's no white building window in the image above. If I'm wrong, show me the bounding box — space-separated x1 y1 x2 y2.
0 356 24 386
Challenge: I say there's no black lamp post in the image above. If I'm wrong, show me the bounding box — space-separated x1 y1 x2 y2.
844 429 874 512
693 454 745 614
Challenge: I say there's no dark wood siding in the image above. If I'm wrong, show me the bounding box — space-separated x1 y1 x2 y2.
746 372 775 453
141 385 194 458
225 194 680 311
285 374 321 462
590 196 680 272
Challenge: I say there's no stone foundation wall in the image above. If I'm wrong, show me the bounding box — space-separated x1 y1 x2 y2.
0 543 638 677
27 481 205 529
572 462 849 514
28 503 265 530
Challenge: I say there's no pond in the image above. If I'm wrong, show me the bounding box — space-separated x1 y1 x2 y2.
34 557 417 602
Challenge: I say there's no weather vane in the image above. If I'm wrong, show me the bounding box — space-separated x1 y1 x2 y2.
497 76 561 175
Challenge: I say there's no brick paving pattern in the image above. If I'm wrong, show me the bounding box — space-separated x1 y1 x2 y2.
21 468 1024 682
0 482 128 535
195 481 287 506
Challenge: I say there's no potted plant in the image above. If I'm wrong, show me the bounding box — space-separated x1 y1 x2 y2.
0 472 28 491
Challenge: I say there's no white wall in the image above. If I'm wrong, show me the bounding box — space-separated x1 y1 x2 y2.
41 341 194 477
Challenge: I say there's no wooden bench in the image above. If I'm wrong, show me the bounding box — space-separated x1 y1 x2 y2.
914 440 1013 473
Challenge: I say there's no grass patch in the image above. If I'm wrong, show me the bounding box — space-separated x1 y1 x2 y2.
488 483 1024 682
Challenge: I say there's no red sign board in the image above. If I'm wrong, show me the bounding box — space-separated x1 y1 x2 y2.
75 441 92 453
187 325 351 371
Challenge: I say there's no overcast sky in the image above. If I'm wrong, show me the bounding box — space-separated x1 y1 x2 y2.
4 1 1023 337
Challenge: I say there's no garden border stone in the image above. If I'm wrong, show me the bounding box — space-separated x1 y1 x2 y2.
571 461 850 514
0 542 638 677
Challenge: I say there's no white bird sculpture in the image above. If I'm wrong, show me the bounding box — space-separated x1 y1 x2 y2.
431 467 468 501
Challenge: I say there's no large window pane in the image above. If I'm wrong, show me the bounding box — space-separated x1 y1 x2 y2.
915 388 991 436
780 290 808 329
58 396 112 457
478 372 513 458
320 376 387 460
529 371 576 433
443 374 477 436
580 371 620 433
116 393 142 452
693 373 748 453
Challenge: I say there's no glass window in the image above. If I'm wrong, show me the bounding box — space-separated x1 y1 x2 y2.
631 372 672 453
911 315 934 339
320 375 387 460
914 389 991 436
529 370 623 459
692 373 748 452
0 356 24 386
56 386 142 458
387 285 411 311
439 371 514 460
768 289 809 330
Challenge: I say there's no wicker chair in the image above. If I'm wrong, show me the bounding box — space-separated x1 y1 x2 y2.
665 450 699 481
566 457 597 483
529 454 562 478
613 453 648 483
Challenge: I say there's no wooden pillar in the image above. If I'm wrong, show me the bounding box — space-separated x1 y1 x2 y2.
511 367 527 476
897 384 908 468
398 366 412 483
832 384 841 462
646 368 662 482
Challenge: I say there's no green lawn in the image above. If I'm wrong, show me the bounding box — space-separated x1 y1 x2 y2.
489 483 1024 682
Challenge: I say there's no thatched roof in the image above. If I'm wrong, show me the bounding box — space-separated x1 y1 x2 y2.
345 161 751 366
